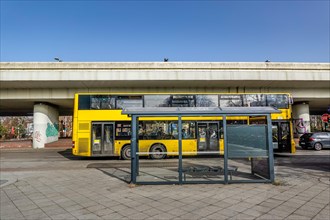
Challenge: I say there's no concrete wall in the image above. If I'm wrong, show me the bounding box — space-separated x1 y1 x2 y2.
1 62 329 115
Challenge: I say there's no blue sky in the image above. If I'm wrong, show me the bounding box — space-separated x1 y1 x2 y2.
1 0 329 62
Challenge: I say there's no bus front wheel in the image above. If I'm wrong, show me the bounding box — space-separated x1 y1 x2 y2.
150 144 167 159
121 145 131 160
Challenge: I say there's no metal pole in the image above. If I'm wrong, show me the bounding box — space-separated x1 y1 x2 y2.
267 114 275 182
223 115 228 184
136 116 139 176
178 116 183 183
131 115 137 184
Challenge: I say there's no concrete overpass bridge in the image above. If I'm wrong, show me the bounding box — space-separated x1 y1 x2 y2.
1 62 329 148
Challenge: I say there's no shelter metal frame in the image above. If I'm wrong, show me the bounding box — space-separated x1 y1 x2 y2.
122 107 280 185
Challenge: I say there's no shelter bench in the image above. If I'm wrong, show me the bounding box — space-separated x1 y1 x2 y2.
182 165 238 181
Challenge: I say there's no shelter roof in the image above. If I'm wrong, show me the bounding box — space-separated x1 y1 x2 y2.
122 107 281 116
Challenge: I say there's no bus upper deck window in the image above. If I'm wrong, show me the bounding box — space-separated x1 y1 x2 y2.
116 96 143 109
78 95 91 110
170 95 196 107
219 95 243 107
91 95 115 109
144 95 171 107
266 94 289 109
196 95 218 107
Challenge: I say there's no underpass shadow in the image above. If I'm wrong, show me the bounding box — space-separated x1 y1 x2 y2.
95 168 131 183
275 154 330 173
57 149 119 160
57 149 132 183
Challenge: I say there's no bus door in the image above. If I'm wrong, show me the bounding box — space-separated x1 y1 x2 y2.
91 122 114 155
197 122 219 152
272 121 291 152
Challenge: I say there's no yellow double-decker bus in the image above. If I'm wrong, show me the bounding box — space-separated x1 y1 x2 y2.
72 93 295 159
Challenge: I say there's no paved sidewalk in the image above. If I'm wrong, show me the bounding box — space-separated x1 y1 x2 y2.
1 149 329 220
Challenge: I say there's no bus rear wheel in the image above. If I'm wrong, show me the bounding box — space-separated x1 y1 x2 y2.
121 145 131 160
150 144 167 159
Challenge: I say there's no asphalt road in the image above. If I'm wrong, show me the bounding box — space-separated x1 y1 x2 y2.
1 147 329 172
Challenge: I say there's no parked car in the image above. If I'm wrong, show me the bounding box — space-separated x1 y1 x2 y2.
299 132 330 151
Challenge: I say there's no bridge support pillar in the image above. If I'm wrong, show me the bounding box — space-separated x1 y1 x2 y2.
33 103 59 149
292 102 311 137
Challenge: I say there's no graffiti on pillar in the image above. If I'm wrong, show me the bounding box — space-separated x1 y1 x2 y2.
293 118 309 138
34 130 41 142
46 123 59 137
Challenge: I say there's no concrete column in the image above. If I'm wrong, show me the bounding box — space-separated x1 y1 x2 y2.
292 102 311 137
33 103 59 149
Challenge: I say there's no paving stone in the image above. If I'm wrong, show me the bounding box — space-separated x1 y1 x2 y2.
215 208 240 218
16 203 39 211
313 213 330 220
110 204 129 212
223 198 241 205
191 206 218 217
206 212 230 220
180 212 205 220
285 214 312 220
76 213 101 219
49 213 77 220
152 212 176 219
268 208 292 218
155 203 176 212
0 213 25 220
227 203 250 212
24 213 51 220
142 207 164 217
12 198 32 206
231 213 255 219
117 206 137 217
127 212 150 219
287 198 307 205
101 212 125 219
93 208 115 217
68 208 91 217
21 208 45 217
293 208 319 218
242 208 264 218
282 201 304 209
80 201 101 208
134 204 151 212
86 204 106 212
256 213 283 220
164 207 187 217
306 201 327 209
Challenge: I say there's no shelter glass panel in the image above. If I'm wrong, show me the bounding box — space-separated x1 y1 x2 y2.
227 124 270 182
135 120 179 183
182 121 224 183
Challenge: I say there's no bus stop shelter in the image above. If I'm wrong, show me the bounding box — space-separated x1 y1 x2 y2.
122 107 280 185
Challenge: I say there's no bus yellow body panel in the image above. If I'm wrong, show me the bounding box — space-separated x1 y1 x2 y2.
72 93 295 157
